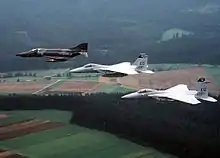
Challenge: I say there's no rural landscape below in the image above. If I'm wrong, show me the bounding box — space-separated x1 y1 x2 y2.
0 64 220 158
1 0 220 157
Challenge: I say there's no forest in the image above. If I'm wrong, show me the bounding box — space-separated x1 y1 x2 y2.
0 93 220 158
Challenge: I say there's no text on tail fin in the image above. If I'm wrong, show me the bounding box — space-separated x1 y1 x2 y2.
132 53 146 65
135 56 148 71
196 81 209 97
132 53 148 66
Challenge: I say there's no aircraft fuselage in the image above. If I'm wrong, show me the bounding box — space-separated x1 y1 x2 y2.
16 49 81 58
16 43 88 62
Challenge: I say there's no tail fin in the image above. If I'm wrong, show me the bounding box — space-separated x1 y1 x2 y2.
70 43 88 51
134 54 149 72
70 43 88 57
132 53 148 66
195 77 210 98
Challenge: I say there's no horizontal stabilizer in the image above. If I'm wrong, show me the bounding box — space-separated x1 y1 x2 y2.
80 51 88 57
198 96 217 102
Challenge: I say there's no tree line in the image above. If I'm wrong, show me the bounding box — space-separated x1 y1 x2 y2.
0 93 220 158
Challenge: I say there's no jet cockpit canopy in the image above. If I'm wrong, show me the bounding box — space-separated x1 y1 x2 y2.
84 63 97 68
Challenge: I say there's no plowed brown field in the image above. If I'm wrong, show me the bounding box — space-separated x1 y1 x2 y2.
0 119 63 140
0 114 8 119
50 81 100 92
0 80 55 94
0 149 25 158
117 67 220 96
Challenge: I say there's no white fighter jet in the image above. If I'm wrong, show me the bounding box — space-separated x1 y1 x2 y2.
121 77 218 105
70 53 154 76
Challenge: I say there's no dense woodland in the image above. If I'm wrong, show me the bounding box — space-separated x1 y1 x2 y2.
0 0 220 71
0 93 220 158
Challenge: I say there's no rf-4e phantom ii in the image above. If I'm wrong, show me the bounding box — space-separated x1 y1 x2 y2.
70 53 154 76
16 43 88 62
122 77 218 105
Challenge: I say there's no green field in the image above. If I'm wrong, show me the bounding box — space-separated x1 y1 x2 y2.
149 63 219 71
148 63 197 71
0 76 41 82
94 84 136 94
0 110 176 158
204 67 220 86
1 110 72 124
7 68 69 77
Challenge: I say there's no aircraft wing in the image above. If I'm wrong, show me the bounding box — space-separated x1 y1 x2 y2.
148 93 201 105
97 66 138 75
198 96 217 102
111 62 131 67
165 84 189 93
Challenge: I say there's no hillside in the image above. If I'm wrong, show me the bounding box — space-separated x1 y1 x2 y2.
0 1 220 71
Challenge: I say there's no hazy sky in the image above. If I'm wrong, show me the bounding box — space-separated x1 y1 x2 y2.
0 0 219 71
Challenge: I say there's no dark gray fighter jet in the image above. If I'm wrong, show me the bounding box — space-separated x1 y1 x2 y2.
16 43 88 62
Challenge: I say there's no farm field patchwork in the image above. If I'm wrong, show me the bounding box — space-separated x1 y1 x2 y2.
0 80 55 94
0 65 219 95
0 110 176 158
49 81 102 93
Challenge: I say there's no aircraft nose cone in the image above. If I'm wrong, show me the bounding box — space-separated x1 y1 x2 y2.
16 52 27 57
70 68 82 73
121 92 140 99
16 53 22 56
69 69 78 73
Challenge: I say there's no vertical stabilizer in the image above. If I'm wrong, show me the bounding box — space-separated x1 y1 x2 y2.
70 43 88 52
195 77 217 102
132 53 148 66
135 54 149 72
195 77 209 98
70 43 88 57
